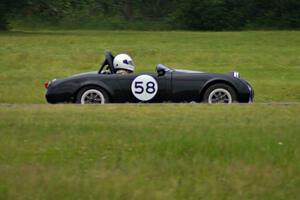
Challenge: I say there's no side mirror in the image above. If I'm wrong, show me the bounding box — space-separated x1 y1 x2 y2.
157 68 166 76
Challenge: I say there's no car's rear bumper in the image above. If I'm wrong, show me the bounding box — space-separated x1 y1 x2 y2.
45 89 73 104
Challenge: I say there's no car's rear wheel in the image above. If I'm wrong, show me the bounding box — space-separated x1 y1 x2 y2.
76 87 109 104
203 83 237 104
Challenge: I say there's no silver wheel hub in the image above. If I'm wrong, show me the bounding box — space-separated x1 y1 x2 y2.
208 88 232 104
81 89 105 104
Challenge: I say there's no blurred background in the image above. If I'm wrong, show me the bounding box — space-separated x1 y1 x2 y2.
1 0 300 31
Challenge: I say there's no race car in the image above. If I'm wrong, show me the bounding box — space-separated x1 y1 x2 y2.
45 51 254 104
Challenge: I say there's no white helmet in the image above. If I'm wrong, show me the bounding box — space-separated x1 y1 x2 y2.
113 54 135 72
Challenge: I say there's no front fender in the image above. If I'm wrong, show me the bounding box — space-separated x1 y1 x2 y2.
199 77 251 102
200 77 238 94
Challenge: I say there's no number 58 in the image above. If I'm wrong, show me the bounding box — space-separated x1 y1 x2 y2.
134 81 156 94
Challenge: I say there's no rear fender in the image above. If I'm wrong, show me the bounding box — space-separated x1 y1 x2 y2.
76 80 114 100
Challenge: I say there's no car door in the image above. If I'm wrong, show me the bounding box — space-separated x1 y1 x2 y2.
115 72 172 103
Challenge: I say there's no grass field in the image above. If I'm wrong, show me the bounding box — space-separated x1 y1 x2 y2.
0 31 300 199
1 104 300 199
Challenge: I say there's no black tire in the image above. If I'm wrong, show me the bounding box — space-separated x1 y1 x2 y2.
203 83 237 104
76 86 109 104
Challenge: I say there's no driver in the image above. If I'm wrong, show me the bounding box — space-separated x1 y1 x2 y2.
113 54 135 74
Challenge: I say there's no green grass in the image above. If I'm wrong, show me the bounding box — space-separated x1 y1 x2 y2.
0 31 300 199
1 104 300 199
0 31 299 103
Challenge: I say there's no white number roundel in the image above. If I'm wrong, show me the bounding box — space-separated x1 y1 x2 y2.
131 75 158 101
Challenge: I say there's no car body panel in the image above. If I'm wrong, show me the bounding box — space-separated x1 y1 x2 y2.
171 72 208 102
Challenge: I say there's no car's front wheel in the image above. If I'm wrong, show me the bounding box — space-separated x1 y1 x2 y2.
76 87 109 104
203 83 237 104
